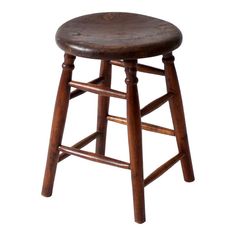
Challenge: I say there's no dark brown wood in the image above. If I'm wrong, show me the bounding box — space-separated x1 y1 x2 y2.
69 80 126 99
42 13 194 223
144 153 184 187
107 115 175 136
42 53 75 197
163 53 195 182
124 60 145 224
59 145 130 169
141 92 174 117
70 77 104 99
96 61 112 155
58 132 99 162
56 12 182 60
110 60 165 76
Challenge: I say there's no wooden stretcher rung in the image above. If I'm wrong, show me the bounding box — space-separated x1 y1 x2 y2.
70 77 104 99
110 60 165 76
141 92 174 117
58 132 99 162
69 81 126 99
107 115 175 136
59 145 130 169
144 153 184 187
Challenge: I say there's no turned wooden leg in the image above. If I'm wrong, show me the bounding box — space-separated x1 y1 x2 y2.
95 60 112 155
163 53 195 182
124 60 145 224
42 53 75 197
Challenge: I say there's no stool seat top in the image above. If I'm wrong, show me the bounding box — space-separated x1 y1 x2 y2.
56 12 182 60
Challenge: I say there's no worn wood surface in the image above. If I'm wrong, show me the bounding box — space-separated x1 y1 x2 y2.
56 12 182 59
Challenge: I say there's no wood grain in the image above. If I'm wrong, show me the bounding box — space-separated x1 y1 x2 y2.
56 12 182 59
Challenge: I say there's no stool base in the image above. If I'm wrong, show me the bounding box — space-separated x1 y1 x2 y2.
42 52 194 223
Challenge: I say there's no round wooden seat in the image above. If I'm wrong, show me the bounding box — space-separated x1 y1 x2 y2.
56 12 182 60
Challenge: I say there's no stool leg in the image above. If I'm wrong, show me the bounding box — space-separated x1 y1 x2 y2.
42 53 75 197
163 53 195 182
96 60 112 155
124 60 145 224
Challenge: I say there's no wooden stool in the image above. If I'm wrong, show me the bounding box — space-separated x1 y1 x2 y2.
42 12 195 224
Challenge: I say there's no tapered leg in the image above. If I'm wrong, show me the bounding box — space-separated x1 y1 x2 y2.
96 60 112 155
42 53 75 197
163 53 195 182
124 60 145 224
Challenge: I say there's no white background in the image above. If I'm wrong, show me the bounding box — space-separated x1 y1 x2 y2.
0 0 236 235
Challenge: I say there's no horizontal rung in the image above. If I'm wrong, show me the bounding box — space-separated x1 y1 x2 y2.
70 77 104 99
144 153 184 187
69 81 126 99
110 60 165 76
107 115 175 136
59 145 130 169
141 93 174 117
58 132 99 162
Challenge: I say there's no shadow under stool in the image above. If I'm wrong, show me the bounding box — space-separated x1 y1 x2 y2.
42 12 195 224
